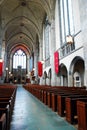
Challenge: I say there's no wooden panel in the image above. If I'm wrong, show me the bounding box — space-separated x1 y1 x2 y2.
77 101 87 130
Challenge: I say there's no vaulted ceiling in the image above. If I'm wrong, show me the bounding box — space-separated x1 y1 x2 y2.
0 0 54 55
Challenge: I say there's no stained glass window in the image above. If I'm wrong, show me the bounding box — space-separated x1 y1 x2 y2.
13 49 26 69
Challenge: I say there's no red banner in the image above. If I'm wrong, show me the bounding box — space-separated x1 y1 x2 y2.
54 51 59 74
0 61 3 76
38 61 43 77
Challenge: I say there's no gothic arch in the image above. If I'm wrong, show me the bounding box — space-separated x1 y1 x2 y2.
59 63 68 86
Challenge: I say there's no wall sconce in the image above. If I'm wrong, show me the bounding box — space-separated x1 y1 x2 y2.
6 67 8 71
66 35 74 44
41 60 44 64
9 72 11 74
0 59 3 62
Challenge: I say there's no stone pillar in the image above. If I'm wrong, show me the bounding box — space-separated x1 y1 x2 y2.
33 47 38 77
79 1 87 88
82 27 87 88
9 54 12 73
2 40 6 81
68 72 73 87
27 56 29 74
82 42 87 88
50 19 56 86
2 40 5 60
39 37 43 61
0 30 2 59
38 36 43 84
0 37 3 59
81 29 87 88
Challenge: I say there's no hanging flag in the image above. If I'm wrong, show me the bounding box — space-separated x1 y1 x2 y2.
54 51 59 74
38 61 43 77
0 59 3 76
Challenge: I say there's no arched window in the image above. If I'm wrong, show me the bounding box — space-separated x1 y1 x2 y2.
13 49 26 69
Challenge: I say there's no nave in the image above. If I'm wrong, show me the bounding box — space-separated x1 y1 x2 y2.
10 85 77 130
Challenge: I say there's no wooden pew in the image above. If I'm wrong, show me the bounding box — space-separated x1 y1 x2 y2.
57 88 87 117
51 90 79 113
57 93 85 116
0 103 10 130
47 89 61 109
65 97 87 124
77 100 87 130
46 87 66 110
0 99 13 118
47 88 70 111
0 84 17 130
0 112 6 130
47 91 52 108
23 84 87 127
43 88 57 105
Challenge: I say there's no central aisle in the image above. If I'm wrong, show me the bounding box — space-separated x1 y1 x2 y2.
10 85 77 130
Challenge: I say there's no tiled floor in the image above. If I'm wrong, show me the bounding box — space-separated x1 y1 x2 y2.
10 85 77 130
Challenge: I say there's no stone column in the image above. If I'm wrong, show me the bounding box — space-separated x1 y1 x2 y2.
68 71 73 87
39 37 43 61
79 1 87 88
50 18 56 86
2 40 5 60
81 25 87 88
27 55 29 75
38 36 43 84
33 45 38 77
2 40 6 81
83 40 87 88
0 28 2 59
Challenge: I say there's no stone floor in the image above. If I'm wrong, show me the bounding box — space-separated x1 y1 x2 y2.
9 85 77 130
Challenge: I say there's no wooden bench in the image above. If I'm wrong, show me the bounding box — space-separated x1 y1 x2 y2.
0 103 10 130
0 112 6 130
77 100 87 130
23 84 87 127
65 97 87 124
0 84 17 130
51 90 80 113
0 99 13 119
57 93 87 116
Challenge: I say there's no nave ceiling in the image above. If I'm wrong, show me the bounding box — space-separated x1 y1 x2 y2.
0 0 55 55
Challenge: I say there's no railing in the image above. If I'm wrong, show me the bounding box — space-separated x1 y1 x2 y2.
59 43 75 58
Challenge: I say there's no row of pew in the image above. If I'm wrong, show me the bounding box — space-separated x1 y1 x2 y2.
23 84 87 130
0 83 17 130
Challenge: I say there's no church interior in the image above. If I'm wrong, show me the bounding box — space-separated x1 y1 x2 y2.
0 0 87 130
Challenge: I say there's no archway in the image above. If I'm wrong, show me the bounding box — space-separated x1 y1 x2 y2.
60 64 68 86
70 56 85 87
12 49 26 83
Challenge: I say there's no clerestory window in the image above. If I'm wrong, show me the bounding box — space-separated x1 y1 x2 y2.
59 0 74 46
